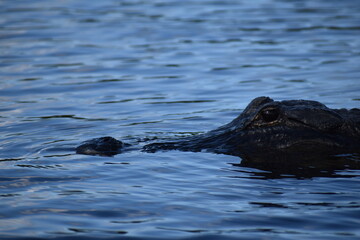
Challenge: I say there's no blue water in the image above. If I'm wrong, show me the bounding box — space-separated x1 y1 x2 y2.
1 0 360 239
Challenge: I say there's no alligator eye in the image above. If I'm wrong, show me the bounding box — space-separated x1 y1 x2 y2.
261 108 280 123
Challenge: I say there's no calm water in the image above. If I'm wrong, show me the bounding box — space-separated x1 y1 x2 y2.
1 0 360 239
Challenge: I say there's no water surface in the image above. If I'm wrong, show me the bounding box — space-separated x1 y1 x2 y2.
1 0 360 239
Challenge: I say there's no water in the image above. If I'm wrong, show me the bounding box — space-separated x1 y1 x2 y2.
1 0 360 239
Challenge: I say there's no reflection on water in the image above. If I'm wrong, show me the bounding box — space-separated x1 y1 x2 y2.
0 0 360 239
234 153 360 179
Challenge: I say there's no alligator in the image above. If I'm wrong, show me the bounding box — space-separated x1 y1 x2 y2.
76 96 360 161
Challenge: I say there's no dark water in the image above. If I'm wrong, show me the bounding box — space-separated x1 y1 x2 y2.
1 0 360 239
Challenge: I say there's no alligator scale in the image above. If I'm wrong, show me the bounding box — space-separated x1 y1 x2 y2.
76 97 360 159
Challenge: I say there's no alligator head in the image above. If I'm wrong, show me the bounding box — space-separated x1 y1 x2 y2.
77 96 360 158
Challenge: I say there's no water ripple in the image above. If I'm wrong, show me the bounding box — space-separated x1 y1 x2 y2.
1 0 360 239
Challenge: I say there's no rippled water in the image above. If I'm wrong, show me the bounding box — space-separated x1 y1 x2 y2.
1 0 360 239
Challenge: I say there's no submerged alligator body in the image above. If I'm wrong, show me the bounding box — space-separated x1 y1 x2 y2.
76 96 360 159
